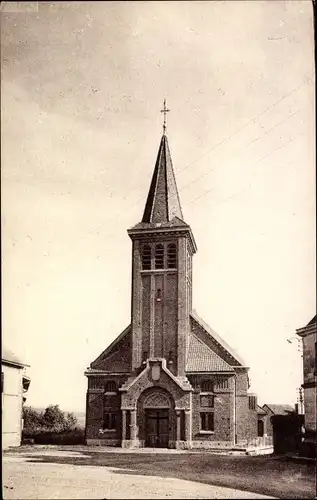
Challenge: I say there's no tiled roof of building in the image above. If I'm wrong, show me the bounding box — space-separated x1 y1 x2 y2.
190 311 246 367
263 404 294 415
141 134 184 224
186 334 234 372
2 346 29 367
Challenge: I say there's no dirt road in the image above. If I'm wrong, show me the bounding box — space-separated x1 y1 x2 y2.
3 449 275 499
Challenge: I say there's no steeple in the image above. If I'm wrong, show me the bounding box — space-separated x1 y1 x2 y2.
142 134 184 224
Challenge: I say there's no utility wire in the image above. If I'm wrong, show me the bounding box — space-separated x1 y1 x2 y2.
176 79 308 177
178 109 299 194
94 80 310 243
104 78 309 224
187 133 303 206
101 136 302 256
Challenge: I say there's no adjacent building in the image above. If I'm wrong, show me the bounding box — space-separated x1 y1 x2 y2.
85 129 263 450
261 404 295 436
296 315 317 435
2 347 30 449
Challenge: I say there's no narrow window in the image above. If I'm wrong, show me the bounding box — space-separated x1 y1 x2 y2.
257 419 264 437
248 395 256 410
156 288 162 302
167 243 177 269
142 245 151 270
200 412 214 431
103 412 117 430
155 244 164 269
105 381 117 394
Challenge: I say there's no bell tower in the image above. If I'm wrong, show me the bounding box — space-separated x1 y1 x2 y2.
127 103 197 378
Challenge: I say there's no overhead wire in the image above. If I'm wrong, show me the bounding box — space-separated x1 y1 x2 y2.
187 132 304 206
178 109 299 195
102 78 309 226
93 78 310 244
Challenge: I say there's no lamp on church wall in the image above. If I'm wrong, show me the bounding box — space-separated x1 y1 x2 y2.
168 350 173 366
142 351 148 365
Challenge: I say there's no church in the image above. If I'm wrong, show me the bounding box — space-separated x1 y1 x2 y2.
85 108 261 450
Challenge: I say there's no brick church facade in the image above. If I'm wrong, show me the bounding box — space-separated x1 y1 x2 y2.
85 130 259 449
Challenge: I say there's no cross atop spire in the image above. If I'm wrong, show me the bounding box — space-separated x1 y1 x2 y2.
160 99 170 135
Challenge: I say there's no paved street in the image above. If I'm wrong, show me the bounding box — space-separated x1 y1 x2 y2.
2 446 315 499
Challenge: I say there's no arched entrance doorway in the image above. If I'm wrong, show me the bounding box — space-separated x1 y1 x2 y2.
139 388 174 448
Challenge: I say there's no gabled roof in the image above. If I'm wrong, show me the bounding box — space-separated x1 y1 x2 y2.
190 310 247 367
1 346 29 368
90 325 131 368
262 404 294 415
257 405 267 415
186 334 234 372
141 135 184 224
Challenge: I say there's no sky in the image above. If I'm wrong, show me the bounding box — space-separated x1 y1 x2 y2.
1 1 315 412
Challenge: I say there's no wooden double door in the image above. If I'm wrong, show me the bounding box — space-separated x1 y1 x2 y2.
145 409 169 448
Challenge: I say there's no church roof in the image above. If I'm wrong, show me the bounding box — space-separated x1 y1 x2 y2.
141 134 184 224
186 334 234 372
190 311 247 367
90 325 131 369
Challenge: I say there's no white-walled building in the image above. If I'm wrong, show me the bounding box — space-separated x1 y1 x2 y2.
2 347 30 449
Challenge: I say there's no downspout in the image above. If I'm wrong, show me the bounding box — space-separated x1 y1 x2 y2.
233 374 237 445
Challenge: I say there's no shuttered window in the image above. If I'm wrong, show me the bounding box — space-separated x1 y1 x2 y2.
167 243 177 269
142 245 152 270
155 244 164 269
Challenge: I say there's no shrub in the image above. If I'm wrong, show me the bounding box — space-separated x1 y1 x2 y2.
32 429 85 445
23 405 78 435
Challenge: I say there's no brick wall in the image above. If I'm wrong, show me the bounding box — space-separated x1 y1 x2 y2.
131 232 192 377
163 271 178 372
302 330 316 385
141 274 151 357
234 371 258 443
304 386 316 432
85 375 129 441
189 375 234 444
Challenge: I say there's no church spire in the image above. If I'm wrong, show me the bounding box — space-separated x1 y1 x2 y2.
141 131 184 224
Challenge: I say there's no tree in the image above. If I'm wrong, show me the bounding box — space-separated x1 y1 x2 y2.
43 405 66 431
23 407 44 434
63 412 77 431
23 405 78 434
